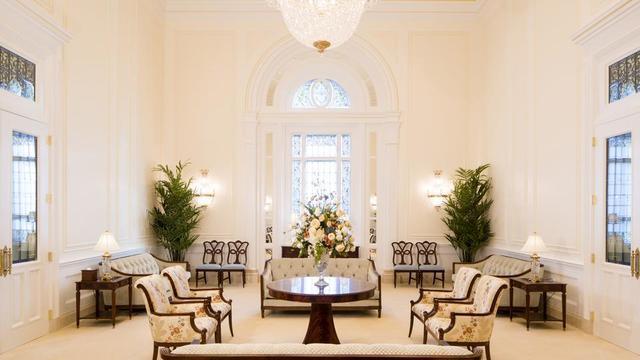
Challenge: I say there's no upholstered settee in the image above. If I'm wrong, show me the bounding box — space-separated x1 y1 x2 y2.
452 254 543 308
160 343 482 359
260 258 381 317
105 253 189 307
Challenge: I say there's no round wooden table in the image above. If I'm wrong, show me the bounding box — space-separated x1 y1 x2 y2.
267 276 376 344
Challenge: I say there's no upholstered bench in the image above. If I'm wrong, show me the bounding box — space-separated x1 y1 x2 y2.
260 258 381 317
160 343 482 359
105 252 188 307
452 254 543 308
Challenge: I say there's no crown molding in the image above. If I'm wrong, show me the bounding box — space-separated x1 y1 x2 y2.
165 0 486 14
11 0 71 44
572 0 639 46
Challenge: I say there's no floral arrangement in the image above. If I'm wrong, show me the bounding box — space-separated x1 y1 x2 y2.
291 195 356 263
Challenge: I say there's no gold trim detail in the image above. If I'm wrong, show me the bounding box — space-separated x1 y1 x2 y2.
313 40 331 53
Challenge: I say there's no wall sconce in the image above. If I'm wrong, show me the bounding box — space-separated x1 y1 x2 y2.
427 170 452 210
264 195 273 212
369 194 377 213
192 169 215 208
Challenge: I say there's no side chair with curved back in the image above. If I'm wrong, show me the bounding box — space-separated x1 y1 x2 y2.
416 241 445 288
220 241 249 287
392 241 419 288
195 241 225 287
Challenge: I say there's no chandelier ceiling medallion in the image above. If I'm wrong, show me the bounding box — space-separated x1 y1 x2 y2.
267 0 377 53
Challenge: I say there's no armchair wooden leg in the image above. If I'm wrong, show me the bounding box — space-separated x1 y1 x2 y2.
215 324 222 343
228 311 234 336
152 343 159 360
484 344 491 360
422 325 428 344
408 312 414 337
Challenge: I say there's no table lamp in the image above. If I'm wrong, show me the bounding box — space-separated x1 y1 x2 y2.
521 232 547 282
95 231 119 281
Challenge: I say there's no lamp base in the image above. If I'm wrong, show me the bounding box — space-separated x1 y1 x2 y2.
100 254 113 281
529 254 542 282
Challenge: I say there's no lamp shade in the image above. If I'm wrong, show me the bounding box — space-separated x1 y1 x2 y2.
521 233 547 254
94 231 120 254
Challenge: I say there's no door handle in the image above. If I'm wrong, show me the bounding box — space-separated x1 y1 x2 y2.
634 248 640 280
1 246 10 277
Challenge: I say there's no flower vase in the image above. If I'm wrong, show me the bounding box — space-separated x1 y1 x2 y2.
314 252 331 288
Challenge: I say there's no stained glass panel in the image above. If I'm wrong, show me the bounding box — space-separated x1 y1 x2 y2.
341 134 351 158
0 45 36 101
606 133 631 265
292 79 350 109
12 131 37 263
292 135 301 157
292 160 302 215
609 50 640 103
304 160 337 201
305 135 337 157
341 161 351 214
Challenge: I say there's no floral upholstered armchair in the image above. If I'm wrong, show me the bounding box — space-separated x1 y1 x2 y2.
424 275 508 360
162 266 234 337
409 267 482 343
135 275 222 360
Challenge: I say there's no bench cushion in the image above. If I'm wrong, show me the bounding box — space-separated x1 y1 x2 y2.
170 343 475 357
196 264 222 270
394 264 418 271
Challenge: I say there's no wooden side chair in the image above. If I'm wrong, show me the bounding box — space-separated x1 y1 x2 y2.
195 241 224 287
425 275 508 360
416 241 445 288
135 274 221 360
409 267 482 343
392 241 419 288
220 241 249 287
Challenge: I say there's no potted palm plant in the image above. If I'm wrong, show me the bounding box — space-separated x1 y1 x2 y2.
441 164 493 262
149 161 203 262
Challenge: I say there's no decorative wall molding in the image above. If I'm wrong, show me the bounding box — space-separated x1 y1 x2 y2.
165 0 486 14
572 0 638 46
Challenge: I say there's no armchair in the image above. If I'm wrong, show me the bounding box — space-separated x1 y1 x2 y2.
162 266 234 337
424 275 508 360
135 275 222 360
409 267 481 343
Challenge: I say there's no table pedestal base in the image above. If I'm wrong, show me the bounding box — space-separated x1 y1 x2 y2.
303 303 340 344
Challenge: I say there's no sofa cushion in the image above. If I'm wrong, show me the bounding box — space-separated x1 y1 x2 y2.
170 343 475 357
270 258 316 280
111 253 160 275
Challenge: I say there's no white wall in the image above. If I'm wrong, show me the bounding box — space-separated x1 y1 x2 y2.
163 7 476 278
49 0 165 323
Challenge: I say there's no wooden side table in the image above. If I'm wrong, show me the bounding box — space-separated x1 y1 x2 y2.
75 276 132 328
509 277 567 331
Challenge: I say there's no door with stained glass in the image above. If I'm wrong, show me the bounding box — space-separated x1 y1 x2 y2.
0 111 49 352
593 120 640 354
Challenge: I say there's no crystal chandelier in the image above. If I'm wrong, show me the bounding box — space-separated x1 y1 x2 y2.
268 0 376 53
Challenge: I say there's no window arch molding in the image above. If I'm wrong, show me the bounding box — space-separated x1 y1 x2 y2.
274 60 365 112
244 35 399 114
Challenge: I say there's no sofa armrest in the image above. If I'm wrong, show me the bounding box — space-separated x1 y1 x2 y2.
261 260 273 300
367 259 381 285
152 254 189 272
452 255 493 274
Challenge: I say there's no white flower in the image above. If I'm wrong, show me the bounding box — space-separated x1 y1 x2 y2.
311 219 320 229
342 227 349 235
336 209 345 217
335 243 346 252
336 233 343 241
328 233 336 241
319 214 325 222
314 208 321 217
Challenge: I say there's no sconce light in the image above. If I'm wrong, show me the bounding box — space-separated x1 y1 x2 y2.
192 169 215 208
264 195 273 212
427 170 452 210
369 194 377 212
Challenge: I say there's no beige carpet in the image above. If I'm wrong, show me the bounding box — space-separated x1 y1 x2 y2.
0 281 637 360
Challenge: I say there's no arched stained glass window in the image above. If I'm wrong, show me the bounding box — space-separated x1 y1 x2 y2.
292 79 351 109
